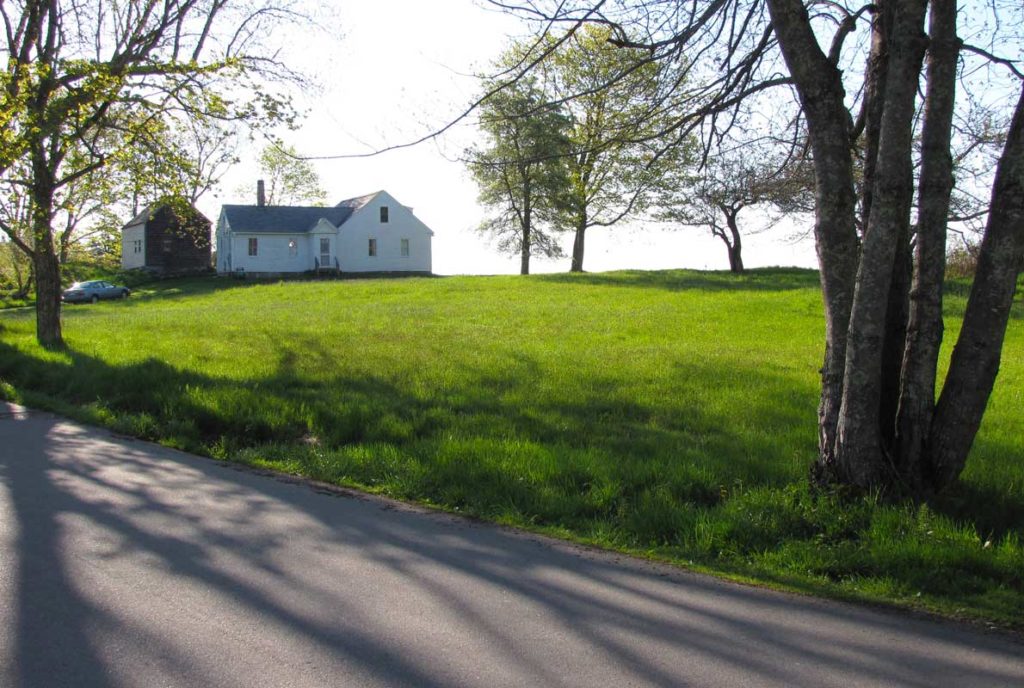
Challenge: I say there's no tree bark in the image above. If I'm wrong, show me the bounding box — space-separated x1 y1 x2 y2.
767 0 861 483
571 217 586 272
832 0 927 489
895 0 960 488
859 1 891 235
928 87 1024 490
724 207 744 273
31 175 63 347
520 172 532 275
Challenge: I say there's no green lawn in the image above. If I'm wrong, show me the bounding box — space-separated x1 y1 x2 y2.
1 269 1021 627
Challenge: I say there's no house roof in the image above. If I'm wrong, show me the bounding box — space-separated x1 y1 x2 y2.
122 205 153 229
121 201 211 231
335 191 380 210
221 205 356 234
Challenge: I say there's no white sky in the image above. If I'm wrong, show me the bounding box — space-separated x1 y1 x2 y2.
200 0 818 276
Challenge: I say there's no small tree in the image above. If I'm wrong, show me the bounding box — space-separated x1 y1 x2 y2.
467 74 572 275
254 143 327 206
658 137 814 273
543 26 679 272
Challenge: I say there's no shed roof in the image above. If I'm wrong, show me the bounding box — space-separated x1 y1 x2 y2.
121 201 211 231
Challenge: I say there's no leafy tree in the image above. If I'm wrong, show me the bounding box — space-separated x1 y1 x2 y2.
254 143 327 206
467 74 572 275
658 135 814 273
0 0 299 347
542 26 680 272
487 0 1024 496
0 233 33 298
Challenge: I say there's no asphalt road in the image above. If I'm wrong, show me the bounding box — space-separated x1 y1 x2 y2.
1 401 1021 687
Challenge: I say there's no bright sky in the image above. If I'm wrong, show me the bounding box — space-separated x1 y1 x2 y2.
201 0 818 276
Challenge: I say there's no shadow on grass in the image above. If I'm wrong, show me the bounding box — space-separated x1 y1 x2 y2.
126 275 267 303
534 268 822 293
1 332 1022 623
0 333 814 513
124 272 446 305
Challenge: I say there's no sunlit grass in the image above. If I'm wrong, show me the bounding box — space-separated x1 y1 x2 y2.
1 269 1021 627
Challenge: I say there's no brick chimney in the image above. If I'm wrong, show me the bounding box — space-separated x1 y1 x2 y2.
257 179 266 207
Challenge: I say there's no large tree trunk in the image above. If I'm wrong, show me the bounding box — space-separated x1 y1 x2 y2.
768 0 861 483
31 187 63 347
831 0 927 489
928 87 1024 489
768 0 1018 496
895 0 959 488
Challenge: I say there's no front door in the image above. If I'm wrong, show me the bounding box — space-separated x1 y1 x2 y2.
320 238 331 268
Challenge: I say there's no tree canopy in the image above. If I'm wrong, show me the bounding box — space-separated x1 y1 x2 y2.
0 0 302 347
467 72 572 275
254 143 327 206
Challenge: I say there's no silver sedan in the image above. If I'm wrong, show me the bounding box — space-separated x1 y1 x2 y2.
62 280 131 304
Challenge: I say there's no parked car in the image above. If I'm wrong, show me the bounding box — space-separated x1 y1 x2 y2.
62 280 131 304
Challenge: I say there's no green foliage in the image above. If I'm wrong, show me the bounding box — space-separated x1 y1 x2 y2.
254 143 327 206
0 269 1021 626
543 27 685 242
467 55 573 264
0 0 301 345
469 29 691 269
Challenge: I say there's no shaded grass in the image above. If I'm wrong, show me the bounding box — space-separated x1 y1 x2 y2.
0 268 1021 627
0 290 31 309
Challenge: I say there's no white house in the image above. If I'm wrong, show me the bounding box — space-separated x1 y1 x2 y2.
216 189 433 276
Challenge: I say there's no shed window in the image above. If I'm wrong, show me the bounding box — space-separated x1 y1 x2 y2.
379 206 389 223
248 237 258 256
401 238 410 257
368 238 377 257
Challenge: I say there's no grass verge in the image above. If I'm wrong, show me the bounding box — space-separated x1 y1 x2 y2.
1 268 1021 628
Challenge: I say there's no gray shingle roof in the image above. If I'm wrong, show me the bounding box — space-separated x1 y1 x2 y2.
122 205 152 229
221 205 355 234
335 192 380 210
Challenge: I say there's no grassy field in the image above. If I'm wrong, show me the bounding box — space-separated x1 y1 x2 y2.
1 269 1021 627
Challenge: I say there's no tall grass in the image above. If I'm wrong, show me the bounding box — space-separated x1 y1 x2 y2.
1 269 1021 626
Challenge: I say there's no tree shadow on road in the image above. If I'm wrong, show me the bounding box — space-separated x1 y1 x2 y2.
2 410 1022 687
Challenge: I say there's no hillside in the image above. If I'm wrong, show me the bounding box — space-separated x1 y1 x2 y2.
1 269 1021 626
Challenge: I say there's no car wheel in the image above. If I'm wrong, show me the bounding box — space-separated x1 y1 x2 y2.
90 295 99 304
121 290 129 299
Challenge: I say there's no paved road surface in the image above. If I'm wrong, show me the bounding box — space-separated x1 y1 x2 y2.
1 402 1021 687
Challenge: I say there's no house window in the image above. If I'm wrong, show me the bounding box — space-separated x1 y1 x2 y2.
368 238 377 257
401 238 410 257
162 237 172 252
248 237 258 256
133 239 142 254
288 239 298 257
379 206 389 223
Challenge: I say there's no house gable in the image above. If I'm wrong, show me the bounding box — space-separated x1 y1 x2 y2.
335 191 433 273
